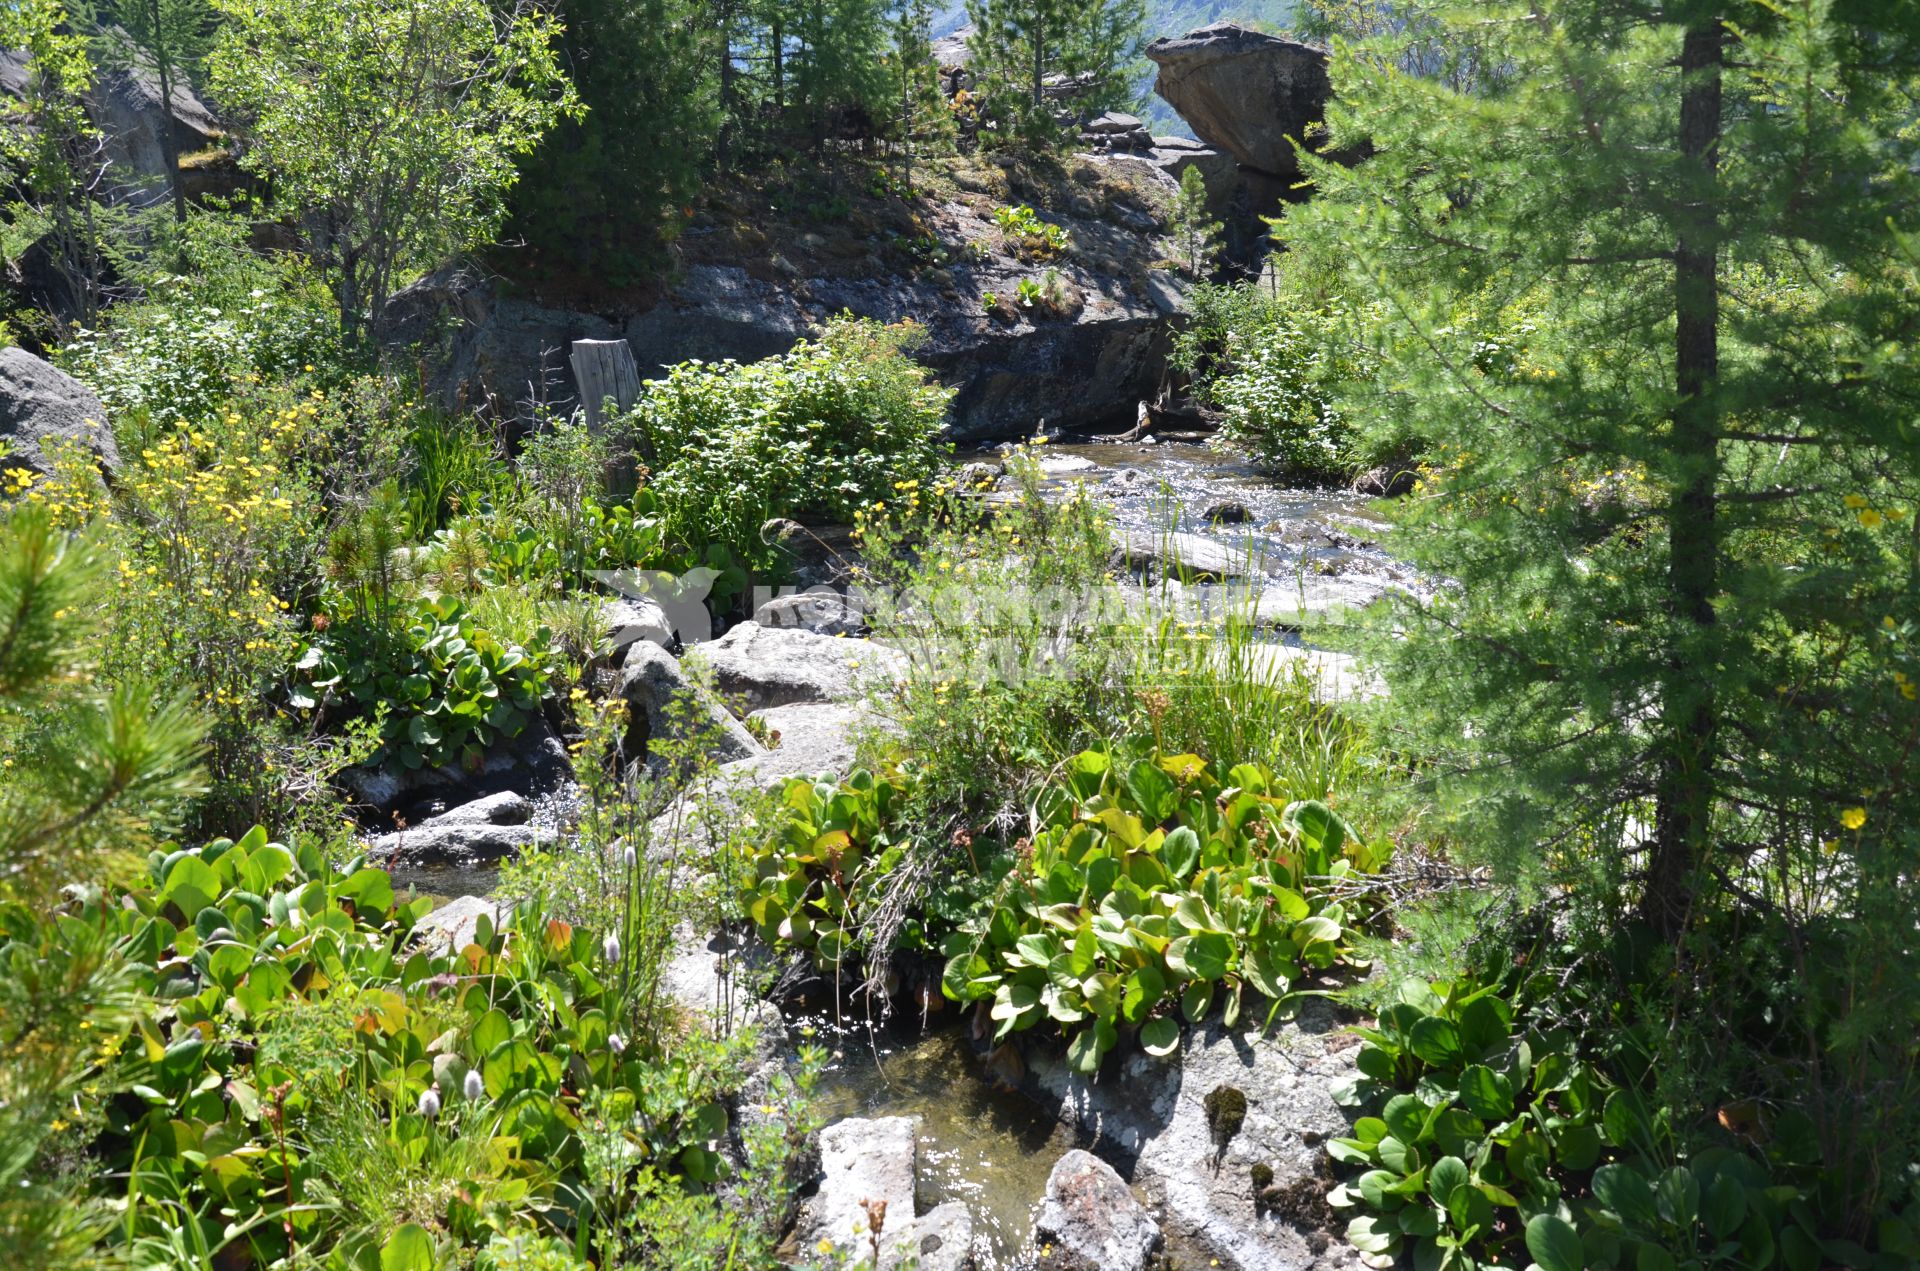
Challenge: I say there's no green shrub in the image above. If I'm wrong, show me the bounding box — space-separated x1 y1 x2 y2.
992 204 1069 259
1172 279 1380 481
630 315 952 564
1328 959 1920 1271
744 746 1393 1074
851 447 1123 815
941 750 1392 1072
290 595 556 772
56 273 346 437
35 823 812 1266
741 767 996 977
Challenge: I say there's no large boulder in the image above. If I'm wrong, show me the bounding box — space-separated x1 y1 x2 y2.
794 1116 919 1267
0 347 117 479
1146 24 1337 179
1021 1005 1364 1270
86 59 222 189
618 639 763 765
4 43 226 199
690 622 905 712
752 587 868 636
1030 1150 1162 1271
363 793 557 867
720 701 866 786
602 596 673 654
340 714 575 822
1113 528 1257 581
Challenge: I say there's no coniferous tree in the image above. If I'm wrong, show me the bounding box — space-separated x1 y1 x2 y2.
1287 0 1920 1205
507 0 717 285
965 0 1143 145
95 0 219 224
1169 164 1221 276
887 0 952 193
0 502 206 1265
785 0 891 153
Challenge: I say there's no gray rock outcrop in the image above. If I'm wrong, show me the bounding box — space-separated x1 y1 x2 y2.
690 622 904 712
752 588 868 636
602 596 674 654
619 639 763 765
722 702 866 786
87 60 222 190
364 794 557 866
1030 1149 1162 1271
0 347 117 479
1022 1008 1363 1270
793 1116 971 1270
386 225 1173 441
1080 111 1154 152
1146 25 1337 180
341 714 574 818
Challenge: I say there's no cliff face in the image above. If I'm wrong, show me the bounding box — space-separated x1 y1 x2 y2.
390 155 1185 441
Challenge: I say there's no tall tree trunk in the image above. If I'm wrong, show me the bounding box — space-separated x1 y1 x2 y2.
771 18 783 114
149 0 187 227
1646 18 1724 939
1031 30 1043 115
716 0 735 169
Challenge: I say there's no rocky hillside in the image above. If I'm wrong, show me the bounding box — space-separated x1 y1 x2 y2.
392 26 1340 442
393 151 1192 441
930 0 1303 138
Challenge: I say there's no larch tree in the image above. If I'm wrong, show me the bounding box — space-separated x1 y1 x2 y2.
1285 0 1920 1196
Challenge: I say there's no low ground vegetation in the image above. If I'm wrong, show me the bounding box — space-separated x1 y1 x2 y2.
3 0 1919 1266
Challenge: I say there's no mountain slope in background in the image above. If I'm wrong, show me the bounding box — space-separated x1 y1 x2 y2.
930 0 1300 138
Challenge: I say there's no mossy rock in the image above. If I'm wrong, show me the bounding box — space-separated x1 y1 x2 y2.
1204 1083 1248 1144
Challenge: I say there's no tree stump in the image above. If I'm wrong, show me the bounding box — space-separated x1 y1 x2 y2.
569 338 641 432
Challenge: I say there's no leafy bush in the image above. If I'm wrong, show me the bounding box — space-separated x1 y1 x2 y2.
741 768 995 975
1172 280 1379 481
35 824 811 1266
56 273 346 437
291 596 556 772
744 746 1392 1074
941 749 1391 1072
992 204 1069 259
630 315 952 564
851 448 1123 815
1329 965 1920 1271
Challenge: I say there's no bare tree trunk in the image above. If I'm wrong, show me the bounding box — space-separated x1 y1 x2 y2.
716 0 736 170
1646 19 1724 940
147 0 188 228
771 18 783 115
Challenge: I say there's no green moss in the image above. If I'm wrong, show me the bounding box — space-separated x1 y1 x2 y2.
1204 1083 1248 1143
1249 1161 1274 1191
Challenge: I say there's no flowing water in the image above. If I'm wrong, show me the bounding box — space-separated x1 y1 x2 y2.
1025 437 1413 589
802 1015 1083 1267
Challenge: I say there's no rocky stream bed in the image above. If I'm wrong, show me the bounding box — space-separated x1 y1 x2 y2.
383 438 1407 1270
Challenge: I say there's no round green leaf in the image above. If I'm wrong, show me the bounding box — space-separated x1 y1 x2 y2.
1140 1016 1180 1056
1525 1213 1585 1271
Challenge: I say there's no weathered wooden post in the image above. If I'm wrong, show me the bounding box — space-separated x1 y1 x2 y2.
569 338 641 433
